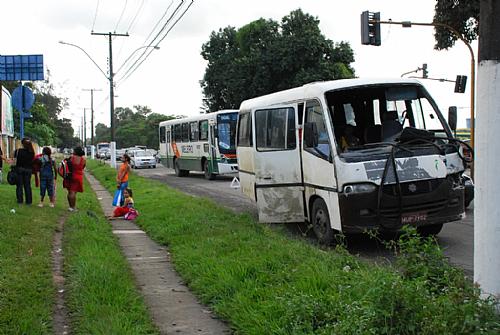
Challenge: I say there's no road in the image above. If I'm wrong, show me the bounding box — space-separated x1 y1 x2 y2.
131 163 474 277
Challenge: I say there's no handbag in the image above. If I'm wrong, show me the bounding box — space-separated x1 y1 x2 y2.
7 166 17 185
112 188 123 207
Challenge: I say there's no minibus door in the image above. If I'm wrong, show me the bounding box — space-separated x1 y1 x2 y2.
254 104 305 223
208 119 217 172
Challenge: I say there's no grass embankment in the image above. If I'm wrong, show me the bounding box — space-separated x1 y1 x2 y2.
0 163 157 334
63 175 158 334
88 160 500 335
0 164 64 333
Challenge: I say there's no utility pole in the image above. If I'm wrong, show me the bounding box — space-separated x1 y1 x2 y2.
82 88 102 145
83 108 87 147
91 31 129 142
475 0 500 300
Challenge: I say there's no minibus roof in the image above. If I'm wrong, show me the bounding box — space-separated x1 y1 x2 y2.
239 78 423 111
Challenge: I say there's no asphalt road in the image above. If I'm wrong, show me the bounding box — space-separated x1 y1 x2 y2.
131 163 474 277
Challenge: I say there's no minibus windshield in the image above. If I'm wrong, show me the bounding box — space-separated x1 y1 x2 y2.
325 84 447 153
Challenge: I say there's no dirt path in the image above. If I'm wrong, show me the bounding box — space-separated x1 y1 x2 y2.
52 214 70 335
85 172 231 334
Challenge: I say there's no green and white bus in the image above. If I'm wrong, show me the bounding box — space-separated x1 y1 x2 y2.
158 110 239 179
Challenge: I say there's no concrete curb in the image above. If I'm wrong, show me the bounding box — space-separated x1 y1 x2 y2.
85 172 231 334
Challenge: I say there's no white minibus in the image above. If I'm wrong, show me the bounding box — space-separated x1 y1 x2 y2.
237 78 467 243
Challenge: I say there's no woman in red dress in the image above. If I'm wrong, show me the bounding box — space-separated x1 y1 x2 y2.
65 146 86 211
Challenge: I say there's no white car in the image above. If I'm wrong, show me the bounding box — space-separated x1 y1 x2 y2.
130 150 157 169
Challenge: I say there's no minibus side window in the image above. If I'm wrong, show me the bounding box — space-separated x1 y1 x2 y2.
182 123 189 142
174 124 182 142
159 126 166 143
166 130 170 143
255 107 296 151
237 112 252 147
304 100 331 161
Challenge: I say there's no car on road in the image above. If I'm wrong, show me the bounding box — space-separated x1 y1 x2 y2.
130 150 157 169
116 149 126 161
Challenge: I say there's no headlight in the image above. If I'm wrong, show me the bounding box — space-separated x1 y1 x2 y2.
343 183 377 194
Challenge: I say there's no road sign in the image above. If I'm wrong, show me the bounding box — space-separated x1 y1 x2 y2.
0 55 44 81
11 85 35 111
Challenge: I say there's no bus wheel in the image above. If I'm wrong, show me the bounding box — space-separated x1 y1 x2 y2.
312 198 335 244
174 159 189 177
204 160 216 180
417 223 443 237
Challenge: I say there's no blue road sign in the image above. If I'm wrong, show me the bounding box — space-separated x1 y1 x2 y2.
12 85 35 111
0 55 44 81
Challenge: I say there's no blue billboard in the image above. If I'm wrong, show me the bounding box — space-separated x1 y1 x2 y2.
0 55 44 81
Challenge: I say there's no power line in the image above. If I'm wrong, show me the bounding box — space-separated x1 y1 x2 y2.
118 0 194 84
91 0 101 32
142 0 175 45
126 0 146 34
114 0 129 32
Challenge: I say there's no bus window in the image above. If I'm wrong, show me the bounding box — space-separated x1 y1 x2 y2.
190 122 199 141
166 130 170 143
174 124 182 142
238 112 252 147
255 107 295 151
182 123 189 142
304 100 331 160
199 120 208 140
217 112 238 153
159 126 166 143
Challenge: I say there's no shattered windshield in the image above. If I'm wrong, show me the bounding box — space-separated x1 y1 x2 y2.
325 84 448 153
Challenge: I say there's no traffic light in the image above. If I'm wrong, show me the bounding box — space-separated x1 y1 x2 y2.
422 63 428 78
454 75 467 93
361 11 381 46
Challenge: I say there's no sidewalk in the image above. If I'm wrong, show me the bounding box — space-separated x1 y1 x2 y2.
85 172 231 334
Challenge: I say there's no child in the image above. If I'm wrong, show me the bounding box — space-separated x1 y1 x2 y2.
112 188 135 218
38 147 57 208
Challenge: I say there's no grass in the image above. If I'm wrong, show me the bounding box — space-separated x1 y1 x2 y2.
87 160 500 335
0 163 64 334
0 162 158 334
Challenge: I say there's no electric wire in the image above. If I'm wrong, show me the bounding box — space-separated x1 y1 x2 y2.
114 0 129 32
117 0 194 84
126 0 145 33
114 0 176 79
91 0 101 32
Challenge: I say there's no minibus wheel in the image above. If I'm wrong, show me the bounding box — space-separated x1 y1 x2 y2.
312 198 335 244
174 158 189 177
417 223 443 236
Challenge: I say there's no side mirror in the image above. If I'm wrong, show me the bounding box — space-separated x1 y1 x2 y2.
303 122 318 148
448 106 458 132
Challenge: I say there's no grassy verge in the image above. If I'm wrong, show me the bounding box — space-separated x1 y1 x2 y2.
0 163 64 334
87 160 500 335
63 173 158 334
0 162 157 334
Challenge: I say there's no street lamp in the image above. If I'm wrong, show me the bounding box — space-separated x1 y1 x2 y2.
58 41 108 80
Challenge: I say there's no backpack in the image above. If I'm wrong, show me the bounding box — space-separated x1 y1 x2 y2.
58 158 73 180
40 156 55 179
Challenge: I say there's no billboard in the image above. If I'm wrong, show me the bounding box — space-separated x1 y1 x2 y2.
1 86 14 136
0 55 44 81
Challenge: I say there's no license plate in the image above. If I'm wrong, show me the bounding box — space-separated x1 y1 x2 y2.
401 212 428 224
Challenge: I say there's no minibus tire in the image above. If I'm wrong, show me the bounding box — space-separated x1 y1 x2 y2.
204 160 216 180
312 198 335 244
417 223 443 236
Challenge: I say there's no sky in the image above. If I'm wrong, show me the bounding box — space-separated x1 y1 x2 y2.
0 0 475 137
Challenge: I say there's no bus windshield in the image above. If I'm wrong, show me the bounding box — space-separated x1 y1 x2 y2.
325 84 447 152
217 112 238 153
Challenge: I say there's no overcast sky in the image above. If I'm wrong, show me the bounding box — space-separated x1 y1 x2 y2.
0 0 475 135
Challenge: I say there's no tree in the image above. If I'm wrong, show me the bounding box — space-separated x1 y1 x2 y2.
200 9 355 112
433 0 479 50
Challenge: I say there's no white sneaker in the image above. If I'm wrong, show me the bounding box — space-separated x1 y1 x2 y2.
38 203 44 208
68 207 75 212
49 203 55 208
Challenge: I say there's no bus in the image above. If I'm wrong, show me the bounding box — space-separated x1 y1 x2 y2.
159 110 239 179
237 78 468 243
